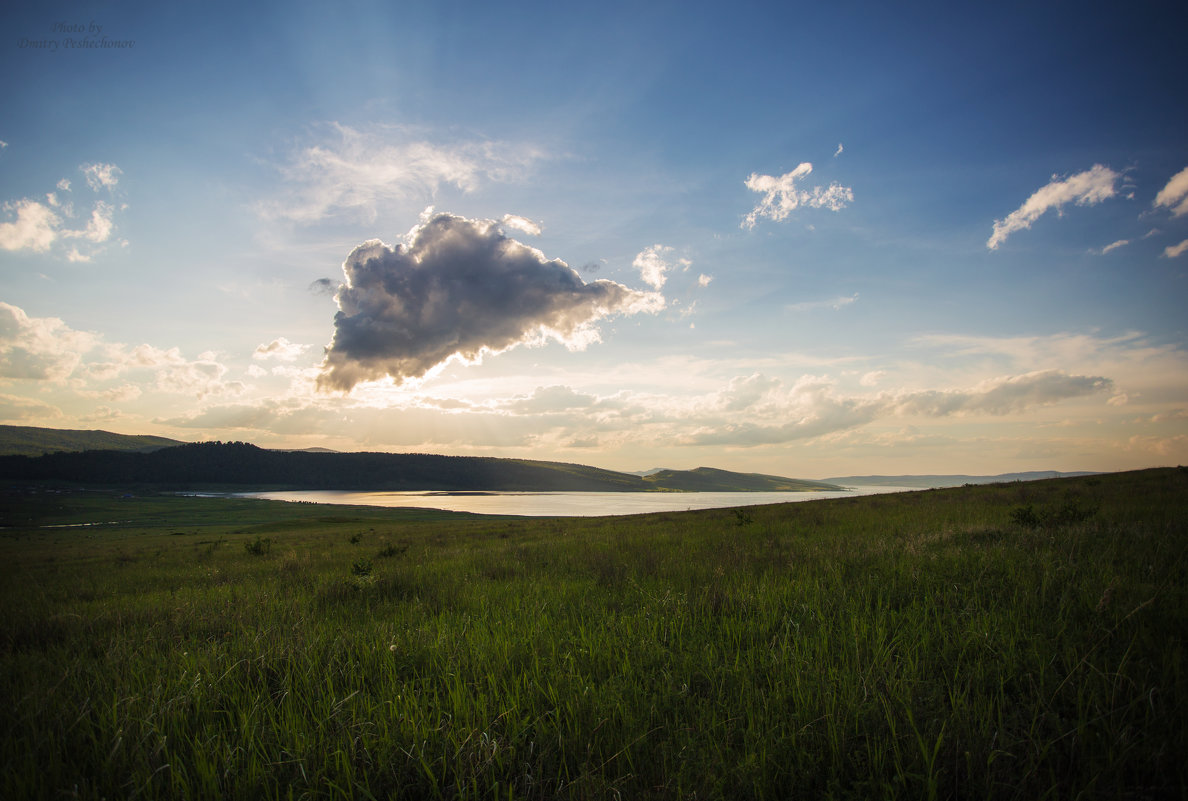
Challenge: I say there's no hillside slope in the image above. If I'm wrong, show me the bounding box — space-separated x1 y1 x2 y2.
824 471 1100 489
0 425 183 457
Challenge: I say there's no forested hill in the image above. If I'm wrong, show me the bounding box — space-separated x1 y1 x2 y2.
0 441 841 493
642 467 840 492
0 425 182 457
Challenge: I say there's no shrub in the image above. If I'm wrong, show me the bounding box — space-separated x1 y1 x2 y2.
244 536 272 556
376 542 408 558
1010 501 1095 528
1010 505 1041 527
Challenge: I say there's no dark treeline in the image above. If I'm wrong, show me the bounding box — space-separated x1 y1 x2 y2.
0 441 651 491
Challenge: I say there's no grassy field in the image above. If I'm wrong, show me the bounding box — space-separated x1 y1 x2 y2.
1 469 1185 799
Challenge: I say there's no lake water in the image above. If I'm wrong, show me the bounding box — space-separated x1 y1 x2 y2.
229 485 920 517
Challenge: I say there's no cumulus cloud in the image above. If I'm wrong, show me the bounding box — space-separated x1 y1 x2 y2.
0 199 61 253
253 337 309 362
1164 239 1188 259
0 301 244 403
111 344 242 399
0 162 123 260
1154 166 1188 217
0 301 97 381
317 212 665 391
716 373 782 412
633 244 689 290
681 374 883 446
987 164 1119 250
697 274 713 287
263 123 546 223
741 163 853 229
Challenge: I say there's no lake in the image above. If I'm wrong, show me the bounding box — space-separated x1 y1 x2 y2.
228 485 920 517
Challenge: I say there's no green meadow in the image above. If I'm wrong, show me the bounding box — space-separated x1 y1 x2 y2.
2 469 1185 800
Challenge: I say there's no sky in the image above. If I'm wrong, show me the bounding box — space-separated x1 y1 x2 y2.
1 0 1186 478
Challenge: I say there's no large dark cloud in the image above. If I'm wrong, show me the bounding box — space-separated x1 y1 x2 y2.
318 213 663 391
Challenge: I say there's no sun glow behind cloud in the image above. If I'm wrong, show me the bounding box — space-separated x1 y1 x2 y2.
317 212 664 392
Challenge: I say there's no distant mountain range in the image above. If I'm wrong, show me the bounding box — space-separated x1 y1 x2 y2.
822 471 1100 489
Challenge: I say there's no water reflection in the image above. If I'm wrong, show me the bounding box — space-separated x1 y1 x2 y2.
229 486 918 517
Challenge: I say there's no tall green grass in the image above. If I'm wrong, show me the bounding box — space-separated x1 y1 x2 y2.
2 468 1185 799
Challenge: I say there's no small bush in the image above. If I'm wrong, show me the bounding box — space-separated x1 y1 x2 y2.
376 542 408 558
350 557 373 577
1050 500 1096 525
244 536 272 556
1010 505 1041 527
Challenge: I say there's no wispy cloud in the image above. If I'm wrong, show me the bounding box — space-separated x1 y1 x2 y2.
1100 239 1129 254
82 163 122 191
1165 239 1188 259
787 293 858 312
309 278 339 296
675 369 1110 447
0 392 61 423
987 164 1119 250
501 214 542 236
893 370 1112 417
741 162 853 230
1154 165 1188 217
261 123 547 223
632 244 689 290
318 212 664 391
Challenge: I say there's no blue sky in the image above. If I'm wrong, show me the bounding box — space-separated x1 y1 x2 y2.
2 0 1185 476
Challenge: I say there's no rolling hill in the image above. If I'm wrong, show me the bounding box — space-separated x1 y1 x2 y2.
643 467 841 492
0 425 183 457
